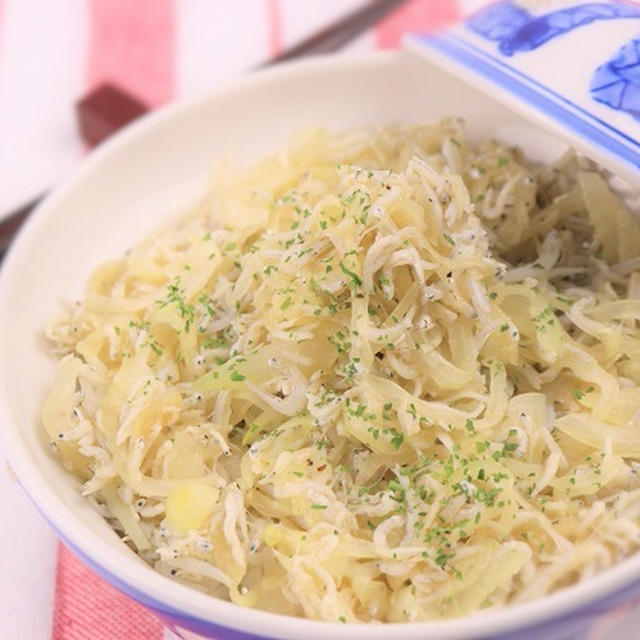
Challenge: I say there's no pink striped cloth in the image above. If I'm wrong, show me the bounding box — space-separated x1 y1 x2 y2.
0 1 638 639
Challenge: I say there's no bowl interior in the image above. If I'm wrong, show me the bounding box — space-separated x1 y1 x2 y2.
0 51 626 639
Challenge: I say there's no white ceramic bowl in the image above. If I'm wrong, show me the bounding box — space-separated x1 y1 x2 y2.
2 51 640 640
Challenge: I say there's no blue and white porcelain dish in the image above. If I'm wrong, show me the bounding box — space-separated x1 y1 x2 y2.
406 0 640 184
2 50 640 640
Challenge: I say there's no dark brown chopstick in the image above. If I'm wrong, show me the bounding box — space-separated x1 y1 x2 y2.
259 0 408 65
0 196 42 260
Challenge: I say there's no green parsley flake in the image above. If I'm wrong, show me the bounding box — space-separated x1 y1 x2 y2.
339 260 362 288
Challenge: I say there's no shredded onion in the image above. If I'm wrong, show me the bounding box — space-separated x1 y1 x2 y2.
44 121 640 622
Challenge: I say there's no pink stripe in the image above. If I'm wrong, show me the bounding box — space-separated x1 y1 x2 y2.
265 0 283 57
0 0 4 56
54 6 178 636
52 544 164 640
86 0 176 107
375 0 460 49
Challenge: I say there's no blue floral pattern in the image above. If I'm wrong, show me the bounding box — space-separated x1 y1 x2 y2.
468 1 640 56
467 1 640 121
591 37 640 119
